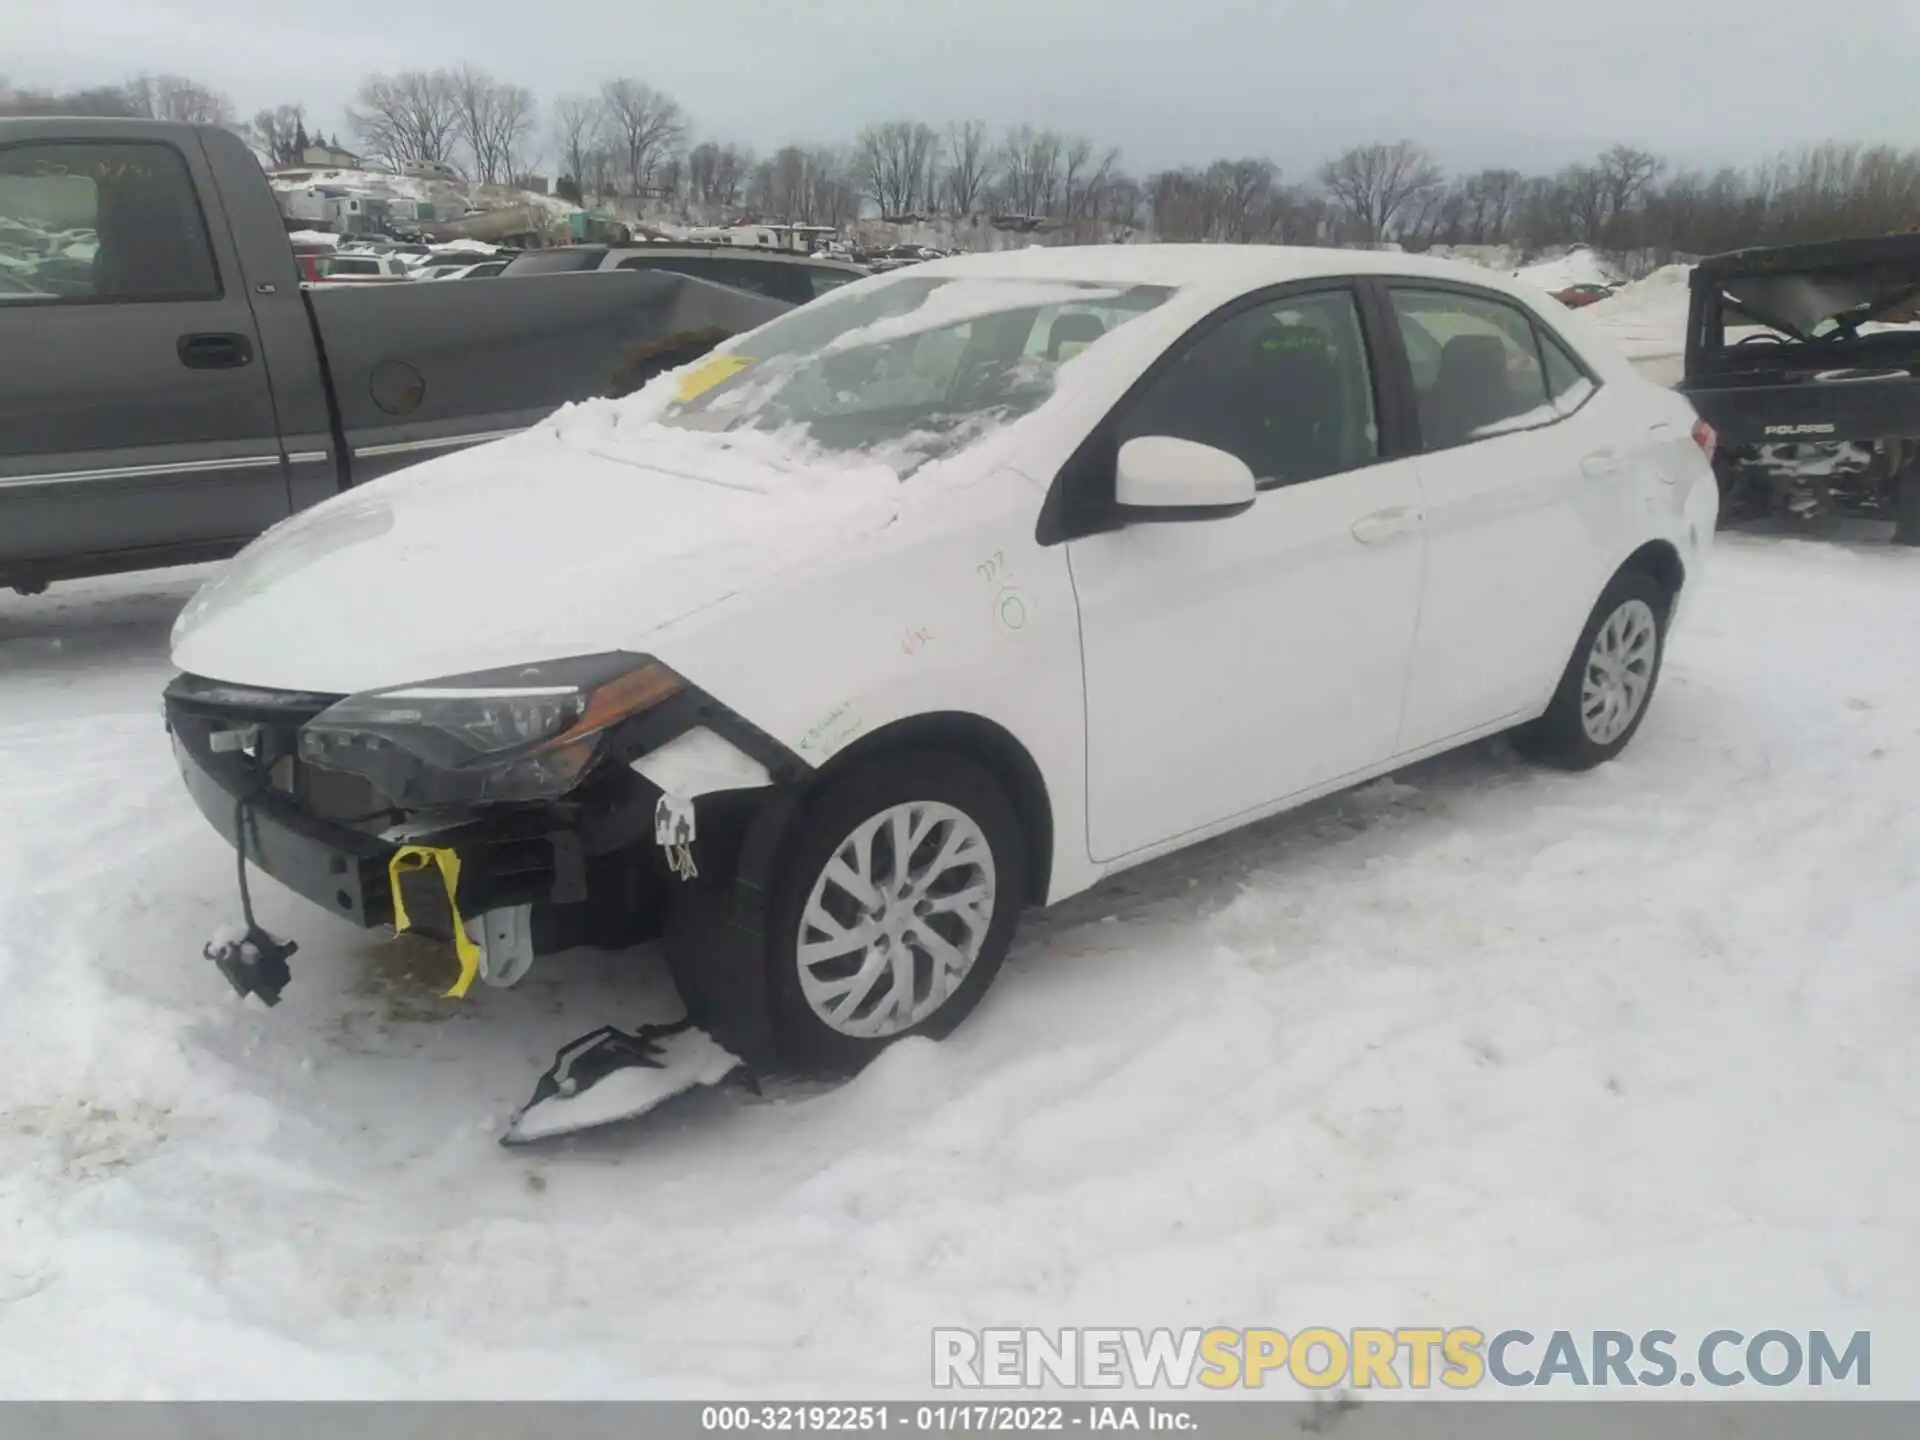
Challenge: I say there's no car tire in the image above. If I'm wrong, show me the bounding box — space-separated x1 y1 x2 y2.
1515 567 1670 772
761 751 1028 1075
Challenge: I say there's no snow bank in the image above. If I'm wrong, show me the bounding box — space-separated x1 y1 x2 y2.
4 535 1919 1396
1584 262 1695 384
1513 245 1621 292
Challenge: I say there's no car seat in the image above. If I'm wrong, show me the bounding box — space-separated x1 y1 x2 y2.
1427 334 1514 447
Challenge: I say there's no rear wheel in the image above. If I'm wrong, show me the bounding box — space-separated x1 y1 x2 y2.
1516 568 1669 771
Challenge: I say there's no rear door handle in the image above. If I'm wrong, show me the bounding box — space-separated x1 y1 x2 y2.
1351 506 1424 544
177 332 254 370
1581 448 1619 477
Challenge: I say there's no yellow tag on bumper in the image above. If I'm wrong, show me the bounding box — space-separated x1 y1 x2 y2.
388 845 484 999
675 353 753 402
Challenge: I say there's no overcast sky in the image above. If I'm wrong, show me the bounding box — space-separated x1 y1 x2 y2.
6 0 1919 178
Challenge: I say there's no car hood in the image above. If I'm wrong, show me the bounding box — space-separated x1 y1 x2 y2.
170 407 908 694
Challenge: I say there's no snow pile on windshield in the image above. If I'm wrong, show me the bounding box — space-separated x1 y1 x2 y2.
591 273 1175 480
820 280 1127 353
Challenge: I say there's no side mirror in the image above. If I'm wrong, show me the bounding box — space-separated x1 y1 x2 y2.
1115 436 1257 521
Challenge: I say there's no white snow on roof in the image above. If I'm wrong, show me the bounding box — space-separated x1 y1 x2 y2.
914 242 1565 306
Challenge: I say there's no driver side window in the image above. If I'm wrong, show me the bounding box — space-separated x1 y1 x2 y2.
1115 288 1379 489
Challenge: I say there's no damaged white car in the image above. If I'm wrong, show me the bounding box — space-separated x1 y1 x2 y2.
164 244 1719 1139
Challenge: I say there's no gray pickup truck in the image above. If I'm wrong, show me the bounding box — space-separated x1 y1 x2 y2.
0 117 790 593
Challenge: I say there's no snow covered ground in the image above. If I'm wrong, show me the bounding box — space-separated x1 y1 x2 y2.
1 533 1916 1399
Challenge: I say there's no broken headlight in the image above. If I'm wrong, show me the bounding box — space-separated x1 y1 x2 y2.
298 653 682 807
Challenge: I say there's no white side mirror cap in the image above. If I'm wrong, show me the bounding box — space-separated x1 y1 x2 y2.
1116 436 1257 517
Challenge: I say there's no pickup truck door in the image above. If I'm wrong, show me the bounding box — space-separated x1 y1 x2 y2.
0 129 293 585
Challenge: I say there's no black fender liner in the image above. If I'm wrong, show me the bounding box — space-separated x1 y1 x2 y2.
665 785 806 1071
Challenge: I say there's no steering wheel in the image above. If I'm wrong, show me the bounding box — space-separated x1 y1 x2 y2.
1736 333 1786 345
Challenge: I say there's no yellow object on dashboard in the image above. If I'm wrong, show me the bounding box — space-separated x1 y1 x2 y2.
676 354 754 402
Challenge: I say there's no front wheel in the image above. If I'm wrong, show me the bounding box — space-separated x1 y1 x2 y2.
763 752 1028 1074
1516 569 1669 771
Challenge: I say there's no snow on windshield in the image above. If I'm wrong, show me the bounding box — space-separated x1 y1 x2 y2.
642 273 1174 477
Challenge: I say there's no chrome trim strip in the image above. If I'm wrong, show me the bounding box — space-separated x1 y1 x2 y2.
353 427 523 459
285 449 331 465
0 453 284 490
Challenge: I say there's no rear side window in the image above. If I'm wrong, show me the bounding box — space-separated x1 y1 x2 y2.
1389 287 1555 449
1538 328 1596 416
0 139 219 303
806 266 860 298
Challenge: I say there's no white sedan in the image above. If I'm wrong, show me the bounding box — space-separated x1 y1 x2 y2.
164 244 1719 1086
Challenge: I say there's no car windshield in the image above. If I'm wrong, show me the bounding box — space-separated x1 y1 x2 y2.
657 274 1173 474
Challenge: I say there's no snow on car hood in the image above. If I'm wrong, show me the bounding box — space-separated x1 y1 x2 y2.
170 404 908 694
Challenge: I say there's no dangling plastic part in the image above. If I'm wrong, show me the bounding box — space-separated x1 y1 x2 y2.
204 790 299 1005
502 1020 742 1145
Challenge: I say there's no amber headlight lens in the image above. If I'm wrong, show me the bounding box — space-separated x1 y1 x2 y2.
298 653 681 807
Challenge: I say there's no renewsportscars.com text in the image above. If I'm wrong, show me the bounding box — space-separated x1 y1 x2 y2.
932 1327 1872 1390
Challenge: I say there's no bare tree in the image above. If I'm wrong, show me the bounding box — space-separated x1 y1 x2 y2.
348 71 460 168
942 119 992 215
248 105 308 165
1318 140 1444 243
450 66 536 184
125 74 235 127
996 125 1065 217
600 78 687 194
855 120 939 217
0 80 141 117
1597 145 1665 227
552 95 606 200
688 141 753 212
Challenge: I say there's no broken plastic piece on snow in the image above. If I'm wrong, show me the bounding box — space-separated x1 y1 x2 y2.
204 924 298 1006
503 1020 742 1144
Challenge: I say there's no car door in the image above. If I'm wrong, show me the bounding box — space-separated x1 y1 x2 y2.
1062 284 1428 862
1375 282 1623 751
0 133 289 580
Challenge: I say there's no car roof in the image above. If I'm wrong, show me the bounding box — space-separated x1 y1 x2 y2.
906 243 1550 303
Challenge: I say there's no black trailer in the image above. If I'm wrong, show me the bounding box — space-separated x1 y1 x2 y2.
1677 233 1920 544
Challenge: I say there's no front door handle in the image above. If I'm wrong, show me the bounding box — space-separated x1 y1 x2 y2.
178 332 255 370
1350 506 1424 544
1581 448 1619 477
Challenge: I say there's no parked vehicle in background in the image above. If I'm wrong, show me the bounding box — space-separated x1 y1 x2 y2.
499 243 869 305
1551 283 1614 309
0 117 793 593
163 245 1717 1111
318 252 412 281
1678 234 1920 543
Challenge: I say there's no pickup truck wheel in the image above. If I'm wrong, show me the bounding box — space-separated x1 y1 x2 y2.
1515 569 1668 772
762 752 1027 1075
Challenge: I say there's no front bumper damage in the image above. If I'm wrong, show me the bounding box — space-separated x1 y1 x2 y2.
163 669 811 1142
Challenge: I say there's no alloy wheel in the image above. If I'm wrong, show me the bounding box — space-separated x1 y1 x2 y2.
1580 597 1658 745
795 801 998 1038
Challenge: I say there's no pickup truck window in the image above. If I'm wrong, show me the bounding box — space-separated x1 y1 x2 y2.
0 139 220 304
